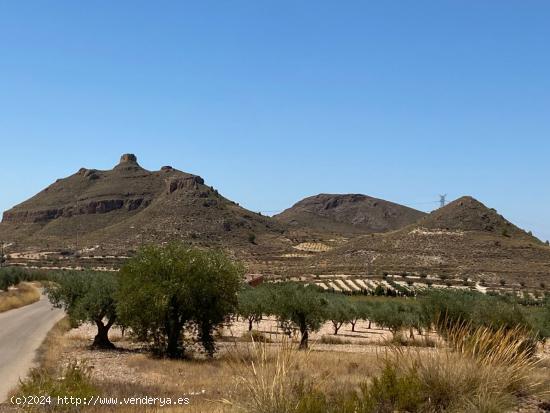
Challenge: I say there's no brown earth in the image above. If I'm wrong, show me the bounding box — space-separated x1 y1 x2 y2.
274 193 426 236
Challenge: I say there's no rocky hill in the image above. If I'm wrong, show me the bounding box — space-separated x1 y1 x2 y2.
3 159 549 284
0 154 291 263
274 193 426 236
314 196 550 284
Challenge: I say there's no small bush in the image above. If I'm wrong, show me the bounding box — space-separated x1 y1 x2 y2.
358 362 424 412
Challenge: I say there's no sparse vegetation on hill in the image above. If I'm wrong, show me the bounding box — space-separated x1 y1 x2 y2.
318 196 550 284
274 193 426 236
1 155 549 288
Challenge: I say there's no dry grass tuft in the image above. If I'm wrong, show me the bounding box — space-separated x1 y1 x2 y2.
0 282 40 313
224 336 318 413
441 321 546 397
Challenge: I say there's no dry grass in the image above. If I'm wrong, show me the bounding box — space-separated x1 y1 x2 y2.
0 282 40 313
9 319 549 413
318 335 352 345
226 324 550 413
78 342 378 413
375 325 549 412
10 322 379 413
223 336 311 413
35 317 73 373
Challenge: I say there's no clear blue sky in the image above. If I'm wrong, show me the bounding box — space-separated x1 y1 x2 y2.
1 1 549 241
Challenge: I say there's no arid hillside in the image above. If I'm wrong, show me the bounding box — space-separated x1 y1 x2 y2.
313 196 550 284
0 154 291 262
274 193 426 236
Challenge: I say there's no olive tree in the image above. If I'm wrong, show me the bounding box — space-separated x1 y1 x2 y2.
117 243 243 358
47 271 119 349
348 301 373 331
326 295 354 335
268 283 329 349
238 285 270 331
371 301 412 337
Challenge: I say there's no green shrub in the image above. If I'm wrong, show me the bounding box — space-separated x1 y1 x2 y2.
357 362 424 412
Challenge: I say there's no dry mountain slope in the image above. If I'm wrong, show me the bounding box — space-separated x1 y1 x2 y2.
274 193 426 236
0 154 290 261
316 196 550 284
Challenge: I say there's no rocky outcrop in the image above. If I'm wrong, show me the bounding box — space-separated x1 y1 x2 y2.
113 153 143 171
167 175 205 193
119 153 137 164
